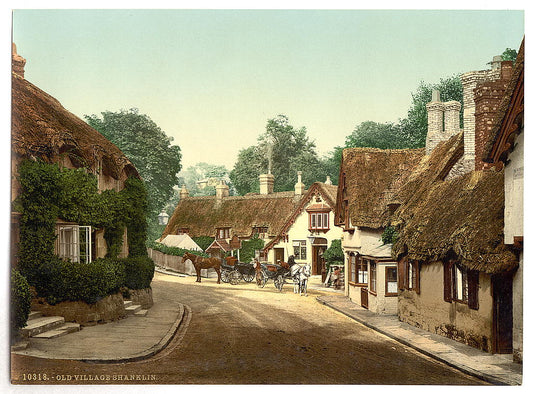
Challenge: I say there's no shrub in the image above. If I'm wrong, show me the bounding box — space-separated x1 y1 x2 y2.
122 256 155 290
35 257 126 305
323 239 344 272
11 269 32 338
381 226 398 245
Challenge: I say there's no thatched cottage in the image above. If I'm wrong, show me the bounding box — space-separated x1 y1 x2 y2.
11 44 140 264
482 39 524 362
389 42 523 357
162 172 340 268
334 147 424 314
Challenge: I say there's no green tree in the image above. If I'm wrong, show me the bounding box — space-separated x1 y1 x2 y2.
85 108 182 235
345 121 408 150
230 115 332 195
501 48 518 62
398 75 464 148
178 162 234 197
322 239 344 272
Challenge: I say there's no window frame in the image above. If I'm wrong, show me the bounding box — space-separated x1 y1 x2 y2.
385 266 398 296
369 260 377 294
57 224 92 264
293 240 307 261
309 212 330 231
355 256 369 285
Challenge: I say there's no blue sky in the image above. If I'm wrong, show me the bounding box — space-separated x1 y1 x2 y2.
10 7 525 171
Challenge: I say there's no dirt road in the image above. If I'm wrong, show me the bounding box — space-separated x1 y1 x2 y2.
11 272 486 385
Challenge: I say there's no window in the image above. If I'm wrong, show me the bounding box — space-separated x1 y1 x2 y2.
369 261 377 293
57 225 92 264
253 227 268 238
398 258 419 293
348 253 356 283
444 262 479 309
217 228 230 239
385 267 398 296
356 257 368 284
176 228 189 235
293 240 307 260
309 212 330 231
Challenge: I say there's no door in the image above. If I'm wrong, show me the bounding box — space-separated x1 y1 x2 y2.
274 248 284 264
312 238 327 275
492 273 513 354
361 287 369 309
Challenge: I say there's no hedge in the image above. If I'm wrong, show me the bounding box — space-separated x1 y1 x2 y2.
11 269 31 337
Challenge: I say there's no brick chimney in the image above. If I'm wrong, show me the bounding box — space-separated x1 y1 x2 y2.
460 55 506 172
216 180 229 200
425 90 445 155
294 171 305 195
259 173 274 195
472 60 513 170
12 43 26 78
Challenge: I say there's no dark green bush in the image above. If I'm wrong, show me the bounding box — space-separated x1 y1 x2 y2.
122 256 155 290
11 269 31 337
192 236 214 252
35 257 126 305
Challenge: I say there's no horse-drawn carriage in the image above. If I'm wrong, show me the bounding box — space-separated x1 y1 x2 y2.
220 256 256 285
255 256 311 295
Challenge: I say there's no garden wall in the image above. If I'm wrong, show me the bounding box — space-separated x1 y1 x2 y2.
148 248 217 278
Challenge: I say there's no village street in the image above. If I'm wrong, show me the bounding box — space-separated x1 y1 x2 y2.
11 271 486 385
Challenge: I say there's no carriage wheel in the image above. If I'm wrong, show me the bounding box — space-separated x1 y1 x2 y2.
229 270 242 285
274 275 284 292
256 271 267 288
243 273 255 283
221 269 230 283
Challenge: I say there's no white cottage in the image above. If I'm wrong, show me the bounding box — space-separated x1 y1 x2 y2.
264 174 342 275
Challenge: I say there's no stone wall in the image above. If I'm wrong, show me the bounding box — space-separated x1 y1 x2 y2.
32 293 127 326
127 288 154 309
398 263 494 353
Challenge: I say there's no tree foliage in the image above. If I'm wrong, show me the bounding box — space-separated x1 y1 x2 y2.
85 108 182 218
178 162 234 198
501 48 518 62
230 115 332 195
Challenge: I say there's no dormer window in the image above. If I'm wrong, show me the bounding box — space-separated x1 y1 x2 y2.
176 228 189 235
310 212 329 230
253 226 268 238
216 227 230 239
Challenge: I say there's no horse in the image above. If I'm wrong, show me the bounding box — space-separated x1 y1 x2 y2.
297 264 311 296
182 252 222 284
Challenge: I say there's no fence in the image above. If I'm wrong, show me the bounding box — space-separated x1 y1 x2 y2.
147 249 217 278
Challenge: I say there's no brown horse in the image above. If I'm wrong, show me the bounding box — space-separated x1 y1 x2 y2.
183 252 222 284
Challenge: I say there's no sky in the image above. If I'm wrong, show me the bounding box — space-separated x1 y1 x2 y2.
9 7 525 172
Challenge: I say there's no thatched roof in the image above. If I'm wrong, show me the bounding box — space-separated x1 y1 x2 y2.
11 71 139 179
391 169 516 274
482 37 524 166
162 191 304 239
338 147 425 229
390 132 464 224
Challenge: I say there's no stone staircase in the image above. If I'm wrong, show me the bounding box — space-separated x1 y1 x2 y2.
21 311 81 339
124 300 149 317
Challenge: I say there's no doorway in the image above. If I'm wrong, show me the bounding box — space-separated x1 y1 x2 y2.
312 238 327 275
492 273 513 354
274 248 284 264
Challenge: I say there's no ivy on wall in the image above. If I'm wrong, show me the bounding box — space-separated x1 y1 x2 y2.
16 159 151 301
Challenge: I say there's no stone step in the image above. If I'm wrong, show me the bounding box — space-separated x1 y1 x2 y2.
125 304 142 315
32 322 81 339
28 311 43 320
20 316 65 338
123 300 133 308
134 309 148 317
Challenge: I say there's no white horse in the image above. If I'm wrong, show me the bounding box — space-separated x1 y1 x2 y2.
298 264 311 296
